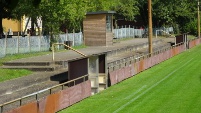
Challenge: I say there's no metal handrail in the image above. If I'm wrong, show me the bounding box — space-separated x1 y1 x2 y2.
108 42 186 69
0 74 88 113
52 43 87 61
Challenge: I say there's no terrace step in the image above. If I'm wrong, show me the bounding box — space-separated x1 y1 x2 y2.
3 62 54 66
1 65 64 71
107 42 172 65
0 80 69 112
3 61 64 66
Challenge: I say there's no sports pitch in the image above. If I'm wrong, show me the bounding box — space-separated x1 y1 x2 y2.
59 44 201 113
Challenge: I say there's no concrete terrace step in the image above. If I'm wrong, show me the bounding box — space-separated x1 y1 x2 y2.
0 69 68 96
0 80 60 104
3 62 54 66
107 39 163 57
1 65 64 71
107 42 172 65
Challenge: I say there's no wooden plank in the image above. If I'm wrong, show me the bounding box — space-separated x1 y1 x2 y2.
84 27 106 31
84 14 106 20
84 32 105 36
83 20 106 25
85 40 106 46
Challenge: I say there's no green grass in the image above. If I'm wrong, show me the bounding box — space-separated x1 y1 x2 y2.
0 52 49 82
0 69 32 82
59 44 201 113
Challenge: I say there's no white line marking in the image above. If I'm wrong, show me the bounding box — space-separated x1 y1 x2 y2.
100 85 147 113
124 85 147 99
113 58 194 113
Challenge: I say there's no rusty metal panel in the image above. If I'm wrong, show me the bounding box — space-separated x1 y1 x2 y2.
155 55 159 64
172 47 175 57
195 38 200 45
57 87 70 111
58 81 91 110
81 80 91 99
133 63 137 75
174 47 178 55
69 84 82 105
145 57 149 69
117 68 125 82
152 56 156 66
176 46 179 55
147 57 152 68
149 57 153 67
109 70 117 85
6 101 38 113
38 92 60 113
189 41 193 48
166 49 170 59
159 53 163 63
135 62 140 74
68 58 88 86
159 53 164 62
144 58 148 70
139 60 143 72
130 64 135 76
124 66 131 78
143 58 147 70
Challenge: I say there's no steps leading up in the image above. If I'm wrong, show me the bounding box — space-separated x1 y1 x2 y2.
2 61 67 72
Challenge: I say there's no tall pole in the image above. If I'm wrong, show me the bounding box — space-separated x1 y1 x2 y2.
198 1 200 38
148 0 153 55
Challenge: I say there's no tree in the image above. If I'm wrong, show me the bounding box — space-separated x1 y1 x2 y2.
0 0 19 37
137 0 197 33
0 0 41 38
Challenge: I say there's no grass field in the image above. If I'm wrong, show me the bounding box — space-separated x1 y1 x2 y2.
59 44 201 113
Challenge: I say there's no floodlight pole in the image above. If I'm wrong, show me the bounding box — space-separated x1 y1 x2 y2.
148 0 153 55
198 1 200 38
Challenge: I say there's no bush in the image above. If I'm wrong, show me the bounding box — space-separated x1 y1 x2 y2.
183 19 197 35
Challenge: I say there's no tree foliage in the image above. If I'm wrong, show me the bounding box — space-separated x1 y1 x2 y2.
0 0 41 37
1 0 200 37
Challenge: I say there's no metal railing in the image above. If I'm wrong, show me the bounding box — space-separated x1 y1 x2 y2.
0 74 88 113
108 42 185 70
52 43 87 61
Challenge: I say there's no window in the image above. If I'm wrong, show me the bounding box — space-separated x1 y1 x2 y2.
106 15 112 32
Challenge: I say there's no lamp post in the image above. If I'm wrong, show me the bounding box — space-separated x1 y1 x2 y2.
198 1 200 38
148 0 153 55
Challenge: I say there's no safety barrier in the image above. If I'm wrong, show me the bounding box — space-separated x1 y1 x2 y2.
108 40 198 85
1 75 90 113
188 38 201 49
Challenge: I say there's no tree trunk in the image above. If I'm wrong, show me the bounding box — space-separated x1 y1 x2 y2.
0 17 3 38
31 17 35 35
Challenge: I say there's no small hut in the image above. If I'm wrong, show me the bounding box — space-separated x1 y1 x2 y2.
83 11 116 46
